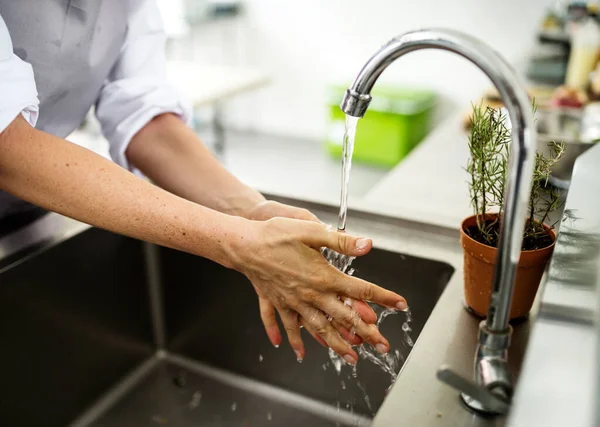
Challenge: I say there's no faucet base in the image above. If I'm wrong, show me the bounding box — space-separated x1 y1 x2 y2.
461 393 504 416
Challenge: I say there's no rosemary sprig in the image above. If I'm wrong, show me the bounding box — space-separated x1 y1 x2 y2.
466 101 565 249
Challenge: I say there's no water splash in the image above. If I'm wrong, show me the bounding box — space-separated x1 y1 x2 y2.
337 115 359 231
356 381 372 413
321 248 414 416
320 247 355 274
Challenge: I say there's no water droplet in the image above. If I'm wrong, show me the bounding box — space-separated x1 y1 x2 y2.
329 348 343 375
258 354 263 362
341 380 346 390
188 391 202 409
231 402 237 411
151 415 168 424
267 412 272 421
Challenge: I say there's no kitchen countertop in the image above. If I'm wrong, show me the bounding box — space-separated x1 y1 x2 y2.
507 145 600 427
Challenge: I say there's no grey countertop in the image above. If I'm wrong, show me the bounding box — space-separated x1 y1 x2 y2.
507 145 600 427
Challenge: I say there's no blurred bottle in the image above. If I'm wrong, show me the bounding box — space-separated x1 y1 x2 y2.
565 17 600 89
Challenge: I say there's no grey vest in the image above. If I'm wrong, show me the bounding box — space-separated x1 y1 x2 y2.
0 0 135 218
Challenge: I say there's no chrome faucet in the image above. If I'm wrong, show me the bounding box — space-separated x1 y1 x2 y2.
341 29 536 415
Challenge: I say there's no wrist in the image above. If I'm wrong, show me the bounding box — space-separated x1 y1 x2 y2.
235 190 266 220
202 213 258 271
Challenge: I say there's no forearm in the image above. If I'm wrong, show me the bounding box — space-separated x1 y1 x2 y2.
0 116 245 268
126 113 265 218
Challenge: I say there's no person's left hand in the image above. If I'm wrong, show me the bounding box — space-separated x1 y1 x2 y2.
246 200 321 223
246 200 378 349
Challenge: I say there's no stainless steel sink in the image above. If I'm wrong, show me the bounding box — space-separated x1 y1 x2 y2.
0 200 456 427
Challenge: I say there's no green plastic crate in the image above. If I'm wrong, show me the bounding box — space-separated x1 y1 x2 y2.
325 85 436 167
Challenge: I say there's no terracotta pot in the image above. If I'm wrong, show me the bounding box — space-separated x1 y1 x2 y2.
460 214 556 319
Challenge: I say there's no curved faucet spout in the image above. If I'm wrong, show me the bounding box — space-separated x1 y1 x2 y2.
341 28 536 415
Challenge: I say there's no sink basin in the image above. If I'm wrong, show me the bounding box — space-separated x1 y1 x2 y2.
160 245 454 418
0 208 454 427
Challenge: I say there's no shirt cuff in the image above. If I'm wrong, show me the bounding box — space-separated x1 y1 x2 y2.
95 78 193 174
0 54 39 133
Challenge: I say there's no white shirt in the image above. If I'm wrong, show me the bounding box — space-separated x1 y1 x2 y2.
0 0 191 172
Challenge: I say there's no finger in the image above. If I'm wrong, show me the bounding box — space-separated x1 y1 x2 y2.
258 296 282 348
331 320 363 346
301 303 363 345
295 222 373 257
279 308 305 361
332 272 408 311
318 296 390 353
344 298 377 324
299 306 358 364
299 317 328 347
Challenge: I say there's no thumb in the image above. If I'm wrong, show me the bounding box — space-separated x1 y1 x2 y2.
331 231 372 256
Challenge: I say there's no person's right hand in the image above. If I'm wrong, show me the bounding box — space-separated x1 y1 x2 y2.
231 217 408 365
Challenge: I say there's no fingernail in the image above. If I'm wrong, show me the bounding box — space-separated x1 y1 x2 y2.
295 350 303 362
356 238 370 251
376 343 388 354
396 300 408 311
343 354 357 365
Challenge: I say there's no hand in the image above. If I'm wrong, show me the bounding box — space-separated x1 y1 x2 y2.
246 200 379 347
255 284 377 348
232 217 408 364
246 200 320 222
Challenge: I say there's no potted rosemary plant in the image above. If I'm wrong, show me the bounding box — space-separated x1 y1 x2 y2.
462 104 565 319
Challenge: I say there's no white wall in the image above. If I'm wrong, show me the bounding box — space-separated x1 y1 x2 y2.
174 0 553 140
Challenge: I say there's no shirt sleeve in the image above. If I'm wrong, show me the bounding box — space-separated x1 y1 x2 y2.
95 0 192 172
0 13 39 134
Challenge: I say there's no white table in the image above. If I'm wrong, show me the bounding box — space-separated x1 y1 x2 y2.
69 62 270 157
166 61 270 154
166 61 270 108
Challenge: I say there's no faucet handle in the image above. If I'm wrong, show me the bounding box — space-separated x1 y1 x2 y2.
436 366 510 415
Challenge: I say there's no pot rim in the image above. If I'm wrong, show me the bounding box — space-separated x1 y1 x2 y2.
460 213 557 253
